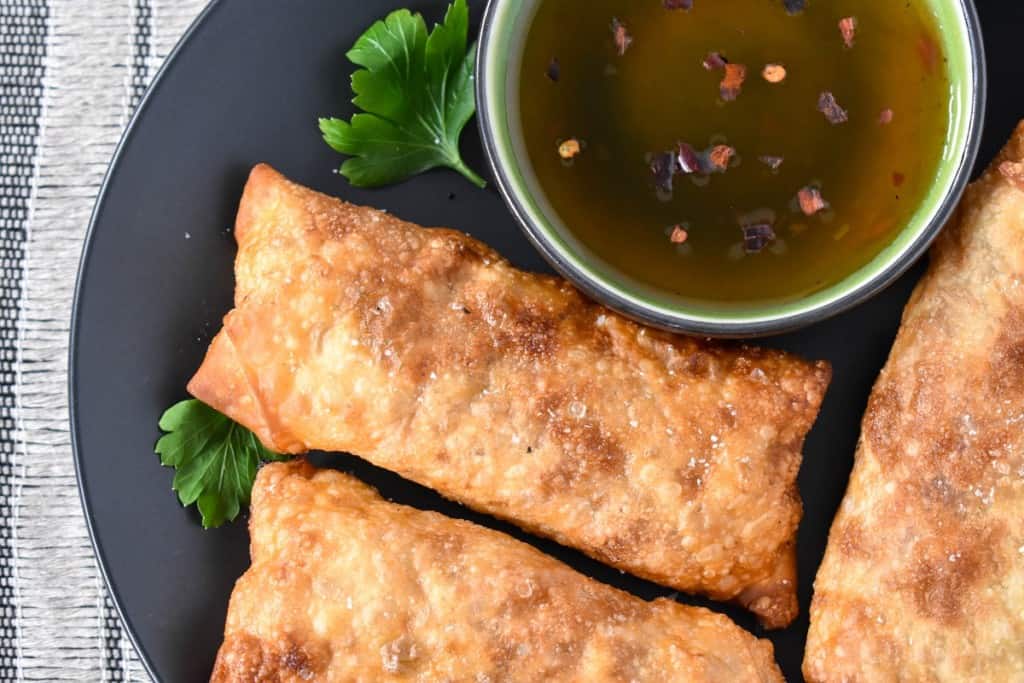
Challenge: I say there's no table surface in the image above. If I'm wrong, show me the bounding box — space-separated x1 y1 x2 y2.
3 1 1024 681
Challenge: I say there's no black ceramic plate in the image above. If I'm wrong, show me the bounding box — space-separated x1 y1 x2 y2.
70 1 1024 681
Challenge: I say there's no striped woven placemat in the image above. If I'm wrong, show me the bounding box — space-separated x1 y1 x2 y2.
2 1 206 679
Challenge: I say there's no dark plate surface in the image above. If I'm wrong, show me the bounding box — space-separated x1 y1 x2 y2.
70 1 1024 681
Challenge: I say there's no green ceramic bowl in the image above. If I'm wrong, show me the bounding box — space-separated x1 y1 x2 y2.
476 0 986 337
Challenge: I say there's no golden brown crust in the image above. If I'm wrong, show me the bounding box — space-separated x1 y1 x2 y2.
804 122 1024 681
210 461 784 683
190 164 830 627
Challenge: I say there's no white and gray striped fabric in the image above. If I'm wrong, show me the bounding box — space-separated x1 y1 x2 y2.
2 1 206 679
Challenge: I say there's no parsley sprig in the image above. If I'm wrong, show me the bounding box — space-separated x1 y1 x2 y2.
319 0 486 188
155 400 287 529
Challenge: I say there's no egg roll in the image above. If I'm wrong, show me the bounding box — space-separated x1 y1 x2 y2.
211 460 784 682
804 123 1024 681
190 164 830 627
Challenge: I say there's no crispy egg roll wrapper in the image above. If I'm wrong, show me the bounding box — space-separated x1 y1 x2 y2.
805 123 1024 680
210 460 784 682
190 164 830 627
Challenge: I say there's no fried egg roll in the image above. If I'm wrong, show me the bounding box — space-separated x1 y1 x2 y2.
190 164 830 627
210 460 784 682
805 123 1024 680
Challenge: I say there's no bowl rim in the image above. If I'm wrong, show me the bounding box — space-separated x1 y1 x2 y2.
475 0 987 338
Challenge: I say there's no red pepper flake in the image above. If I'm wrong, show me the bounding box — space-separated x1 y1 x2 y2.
742 223 776 253
720 63 747 101
917 34 940 74
663 0 693 9
670 225 689 243
656 141 738 184
611 18 633 56
762 64 787 83
702 51 728 70
651 151 677 192
558 139 582 160
878 108 894 125
546 58 560 83
707 145 735 171
798 186 828 215
999 161 1024 191
783 0 806 15
817 91 848 124
677 142 702 174
892 172 905 187
839 17 857 48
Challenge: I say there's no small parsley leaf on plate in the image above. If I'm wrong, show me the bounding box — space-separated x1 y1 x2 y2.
319 0 486 189
155 399 287 529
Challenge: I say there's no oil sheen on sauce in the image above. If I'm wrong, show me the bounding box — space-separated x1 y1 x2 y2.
516 0 951 308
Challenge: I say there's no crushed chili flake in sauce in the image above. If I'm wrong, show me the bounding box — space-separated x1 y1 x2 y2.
742 223 776 253
546 57 560 82
706 145 735 171
762 64 787 83
892 172 905 187
670 225 689 243
720 63 747 101
759 155 784 170
817 91 848 124
653 142 737 189
677 142 702 174
611 18 633 56
839 17 857 48
783 0 805 15
663 0 693 10
878 108 894 124
651 151 677 192
702 51 727 70
797 186 828 215
558 139 582 159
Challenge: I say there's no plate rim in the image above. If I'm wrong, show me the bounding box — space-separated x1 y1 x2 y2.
61 2 1000 681
68 2 223 681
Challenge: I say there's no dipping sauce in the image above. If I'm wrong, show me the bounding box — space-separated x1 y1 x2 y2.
517 0 951 308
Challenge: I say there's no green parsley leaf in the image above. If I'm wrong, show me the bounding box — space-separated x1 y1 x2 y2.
155 399 287 529
319 0 486 189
